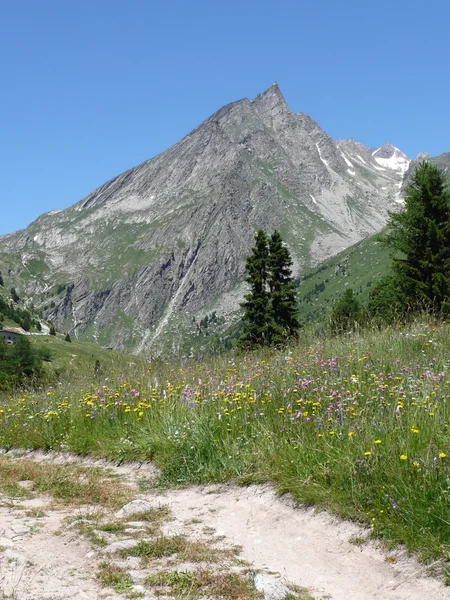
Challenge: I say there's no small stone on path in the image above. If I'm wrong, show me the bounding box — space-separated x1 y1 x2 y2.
103 538 140 553
253 573 291 600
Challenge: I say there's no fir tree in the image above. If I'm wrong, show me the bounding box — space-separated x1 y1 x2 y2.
49 324 56 336
385 162 450 315
239 230 270 346
64 333 72 342
240 230 299 347
330 288 362 332
267 231 299 343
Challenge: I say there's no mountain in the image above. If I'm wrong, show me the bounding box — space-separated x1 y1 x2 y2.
0 84 410 353
403 151 450 188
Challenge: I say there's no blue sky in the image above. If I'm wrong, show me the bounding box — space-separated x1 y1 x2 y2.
1 0 449 235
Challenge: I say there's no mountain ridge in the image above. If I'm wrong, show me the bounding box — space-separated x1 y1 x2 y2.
0 84 420 354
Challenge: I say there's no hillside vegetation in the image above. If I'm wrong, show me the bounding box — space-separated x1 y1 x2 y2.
297 232 392 324
1 320 449 574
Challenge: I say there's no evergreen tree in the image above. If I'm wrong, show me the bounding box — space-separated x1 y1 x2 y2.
0 271 3 286
385 162 450 314
49 324 56 336
239 230 270 346
365 276 406 324
240 230 299 347
267 231 299 343
330 288 362 332
64 333 72 342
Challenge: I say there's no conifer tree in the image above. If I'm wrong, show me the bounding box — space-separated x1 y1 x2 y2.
330 288 362 332
239 230 270 346
385 162 450 314
240 230 299 347
267 231 299 343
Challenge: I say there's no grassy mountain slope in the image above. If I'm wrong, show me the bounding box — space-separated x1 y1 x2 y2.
297 231 393 324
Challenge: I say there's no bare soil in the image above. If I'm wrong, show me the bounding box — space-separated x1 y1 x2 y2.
0 451 449 600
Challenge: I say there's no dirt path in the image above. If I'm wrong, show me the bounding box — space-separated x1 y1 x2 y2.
161 484 449 599
0 452 449 599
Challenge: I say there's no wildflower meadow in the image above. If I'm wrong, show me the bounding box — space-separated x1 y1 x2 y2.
1 321 449 566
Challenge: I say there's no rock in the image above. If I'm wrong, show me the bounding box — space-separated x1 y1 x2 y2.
9 523 31 537
116 499 159 518
17 480 34 490
124 527 146 534
130 570 147 583
125 556 141 568
103 538 140 554
253 573 291 600
131 585 146 593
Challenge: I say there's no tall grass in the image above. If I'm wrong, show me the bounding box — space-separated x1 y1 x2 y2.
1 320 450 565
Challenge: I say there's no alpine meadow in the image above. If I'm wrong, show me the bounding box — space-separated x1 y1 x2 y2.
1 83 450 592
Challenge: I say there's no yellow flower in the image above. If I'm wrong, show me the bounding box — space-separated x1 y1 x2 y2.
364 451 371 456
348 431 355 437
439 452 447 459
374 439 382 444
400 454 408 460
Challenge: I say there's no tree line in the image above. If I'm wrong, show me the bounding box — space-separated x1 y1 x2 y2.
330 162 450 330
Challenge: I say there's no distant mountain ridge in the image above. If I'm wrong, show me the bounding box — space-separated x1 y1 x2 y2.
0 83 440 354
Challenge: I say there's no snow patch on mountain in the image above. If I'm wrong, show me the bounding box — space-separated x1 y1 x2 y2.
340 153 354 168
374 153 410 174
316 143 329 168
372 143 410 175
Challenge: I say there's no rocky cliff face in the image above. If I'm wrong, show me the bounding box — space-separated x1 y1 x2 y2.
0 84 410 353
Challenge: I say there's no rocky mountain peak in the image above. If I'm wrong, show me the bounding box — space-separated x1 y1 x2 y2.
0 84 418 355
251 82 290 128
373 142 397 159
372 142 410 174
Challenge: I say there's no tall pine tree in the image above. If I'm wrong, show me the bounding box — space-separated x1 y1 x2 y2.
267 231 299 343
239 230 269 346
240 230 298 347
385 162 450 315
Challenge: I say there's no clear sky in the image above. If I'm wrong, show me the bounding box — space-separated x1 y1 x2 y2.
1 0 449 235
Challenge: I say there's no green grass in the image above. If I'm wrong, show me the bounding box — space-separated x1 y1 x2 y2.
28 331 132 379
97 561 133 593
119 535 239 563
1 319 450 571
0 457 132 507
145 568 264 599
